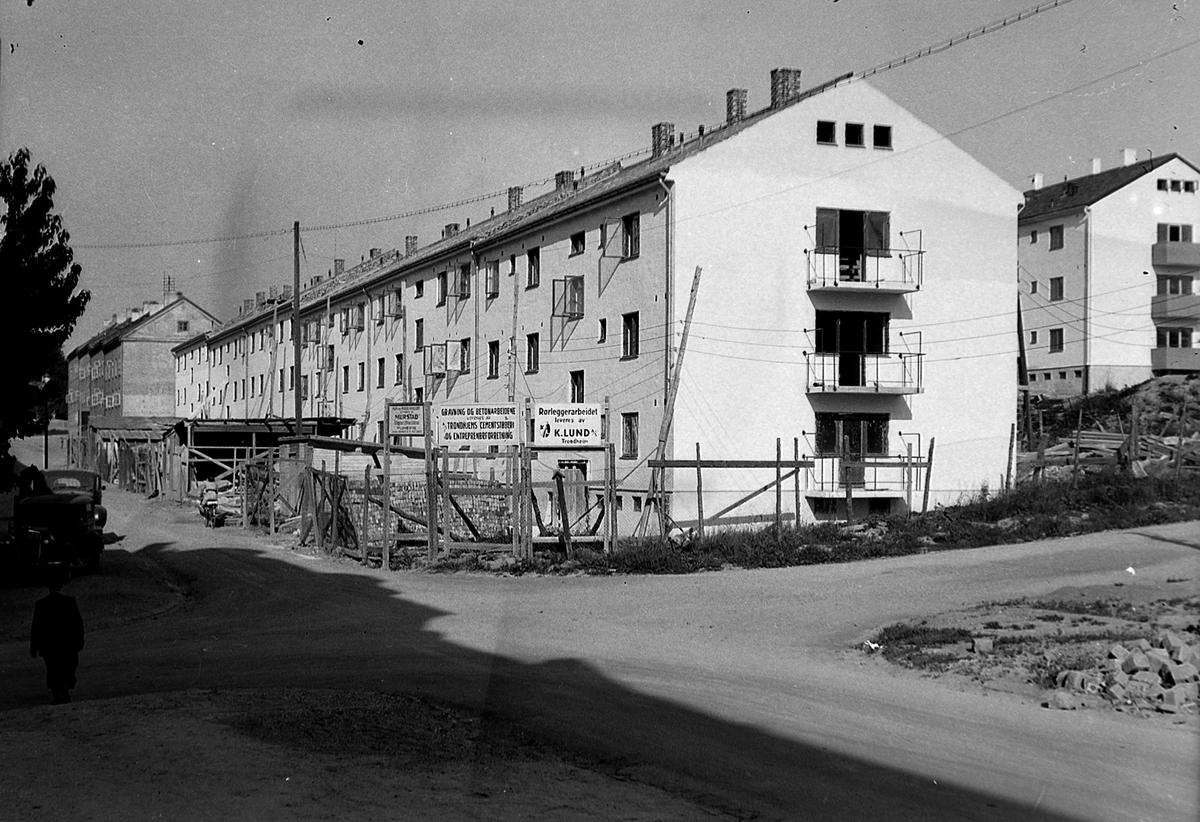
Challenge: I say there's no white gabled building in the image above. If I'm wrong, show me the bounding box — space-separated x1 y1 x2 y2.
1019 152 1200 397
176 69 1020 531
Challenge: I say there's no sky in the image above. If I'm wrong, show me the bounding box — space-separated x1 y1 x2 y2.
2 0 1198 351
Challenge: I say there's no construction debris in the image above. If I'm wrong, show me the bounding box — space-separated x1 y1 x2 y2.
1044 631 1200 715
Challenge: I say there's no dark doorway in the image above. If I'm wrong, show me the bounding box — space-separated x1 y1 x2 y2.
814 311 889 388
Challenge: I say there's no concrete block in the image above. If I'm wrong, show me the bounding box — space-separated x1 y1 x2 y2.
1108 643 1130 660
1046 690 1077 710
1162 631 1186 655
1122 651 1151 673
1106 682 1127 701
1064 671 1087 692
1147 648 1173 670
1164 662 1199 686
1172 644 1198 666
1175 682 1199 702
1131 670 1160 685
971 637 994 654
1133 638 1152 652
1126 680 1153 699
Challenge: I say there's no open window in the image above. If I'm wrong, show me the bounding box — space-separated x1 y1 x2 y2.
814 310 889 387
423 342 447 376
552 276 585 319
815 208 890 282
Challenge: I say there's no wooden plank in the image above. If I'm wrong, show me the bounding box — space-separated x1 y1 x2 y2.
648 459 816 469
709 468 801 521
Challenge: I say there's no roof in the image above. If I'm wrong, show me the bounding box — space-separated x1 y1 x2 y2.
1019 154 1195 222
69 295 219 361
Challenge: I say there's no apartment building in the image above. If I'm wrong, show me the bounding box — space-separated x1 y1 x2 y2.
67 293 219 430
176 70 1020 529
1019 152 1200 397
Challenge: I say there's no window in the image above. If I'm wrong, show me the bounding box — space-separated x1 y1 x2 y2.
342 365 350 393
509 254 517 277
413 387 424 404
414 319 424 350
1049 277 1064 301
1030 230 1038 244
872 125 892 149
1049 328 1064 353
1186 181 1197 193
526 333 539 373
1157 327 1194 348
845 123 864 147
437 272 447 305
621 412 639 459
376 421 384 444
816 120 836 144
1049 225 1064 250
415 280 424 299
1029 331 1038 345
288 366 295 391
598 318 607 343
485 260 500 298
526 248 540 288
1158 276 1194 295
300 375 309 401
356 362 365 391
456 263 471 299
814 413 888 457
1058 372 1066 380
815 208 891 281
375 296 385 325
1158 223 1195 243
487 340 500 378
1158 179 1170 191
1171 180 1182 192
177 320 189 333
1075 370 1083 379
1030 280 1038 294
570 370 584 402
459 338 471 373
394 354 404 384
622 213 640 258
570 231 585 256
376 357 385 388
622 311 640 359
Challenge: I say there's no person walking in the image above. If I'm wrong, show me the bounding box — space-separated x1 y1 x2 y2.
29 564 85 705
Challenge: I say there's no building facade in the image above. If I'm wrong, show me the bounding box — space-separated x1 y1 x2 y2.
176 72 1020 530
1019 152 1200 397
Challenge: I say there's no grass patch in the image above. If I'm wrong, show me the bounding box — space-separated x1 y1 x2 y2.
871 624 972 670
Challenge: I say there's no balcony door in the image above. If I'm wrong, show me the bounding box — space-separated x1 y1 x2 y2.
814 310 889 387
815 413 889 487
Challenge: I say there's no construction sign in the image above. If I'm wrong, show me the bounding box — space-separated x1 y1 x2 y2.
435 404 519 447
532 403 603 447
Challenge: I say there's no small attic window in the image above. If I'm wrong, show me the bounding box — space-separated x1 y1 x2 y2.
1171 180 1182 192
1186 181 1197 193
1158 179 1169 191
816 120 836 145
873 125 893 149
845 123 864 147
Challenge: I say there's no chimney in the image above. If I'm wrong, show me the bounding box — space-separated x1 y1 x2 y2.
770 68 803 108
651 122 675 158
369 247 382 259
334 258 345 277
269 285 279 300
1091 157 1102 175
281 285 292 302
1122 148 1138 167
726 88 748 124
404 237 418 256
255 291 266 307
443 223 460 239
555 169 575 191
242 299 254 315
507 186 523 212
1031 173 1044 191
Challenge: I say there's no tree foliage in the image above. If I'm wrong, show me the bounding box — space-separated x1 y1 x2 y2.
0 147 90 487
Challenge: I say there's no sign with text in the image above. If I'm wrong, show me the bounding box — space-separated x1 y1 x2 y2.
435 404 519 447
387 403 426 437
532 403 603 447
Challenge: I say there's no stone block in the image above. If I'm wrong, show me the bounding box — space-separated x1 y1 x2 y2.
1045 690 1077 710
1131 670 1160 685
1134 638 1152 652
1147 648 1173 670
1108 643 1130 660
1064 671 1087 692
1162 631 1187 655
1172 644 1198 666
1164 662 1199 686
1106 682 1127 701
1126 680 1152 699
971 637 994 654
1122 651 1151 673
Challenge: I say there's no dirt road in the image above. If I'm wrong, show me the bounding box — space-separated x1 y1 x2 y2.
2 449 1197 819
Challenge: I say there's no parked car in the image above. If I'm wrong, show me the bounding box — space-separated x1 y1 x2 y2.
2 470 107 572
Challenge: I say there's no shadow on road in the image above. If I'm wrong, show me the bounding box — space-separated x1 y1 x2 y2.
3 536 1085 822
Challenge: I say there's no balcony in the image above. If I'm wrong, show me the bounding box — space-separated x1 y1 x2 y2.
1152 242 1200 269
805 244 923 293
805 351 924 394
1151 292 1200 321
1151 347 1200 372
805 453 925 498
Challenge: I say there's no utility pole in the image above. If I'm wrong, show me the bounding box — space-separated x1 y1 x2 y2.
293 222 303 448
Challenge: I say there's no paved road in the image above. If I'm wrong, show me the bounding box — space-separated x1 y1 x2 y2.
3 480 1197 820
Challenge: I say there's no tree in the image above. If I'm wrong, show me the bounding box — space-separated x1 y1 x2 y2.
0 147 90 488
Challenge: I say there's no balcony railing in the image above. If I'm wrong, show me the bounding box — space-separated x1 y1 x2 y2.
804 351 924 394
1152 242 1200 269
1151 293 1200 321
805 243 923 292
1151 347 1200 372
805 453 926 497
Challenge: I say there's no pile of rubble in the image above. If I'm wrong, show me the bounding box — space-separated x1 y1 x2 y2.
1045 631 1199 714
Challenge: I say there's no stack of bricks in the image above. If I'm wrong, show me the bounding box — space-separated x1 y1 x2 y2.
1049 631 1199 713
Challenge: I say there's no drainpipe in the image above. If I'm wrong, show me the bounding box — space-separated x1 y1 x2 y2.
1082 206 1091 395
656 174 674 517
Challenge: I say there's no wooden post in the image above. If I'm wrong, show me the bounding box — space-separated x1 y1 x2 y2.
522 444 534 559
510 444 519 558
317 461 327 553
382 405 391 571
694 442 704 541
441 446 450 556
905 443 914 513
362 465 371 565
605 442 616 555
775 437 782 530
269 448 277 535
1003 423 1015 492
793 438 801 527
424 403 437 560
921 437 935 514
842 435 854 524
1072 408 1082 480
554 470 573 558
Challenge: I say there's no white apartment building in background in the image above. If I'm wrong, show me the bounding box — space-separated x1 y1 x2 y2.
175 69 1020 531
1019 152 1200 397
